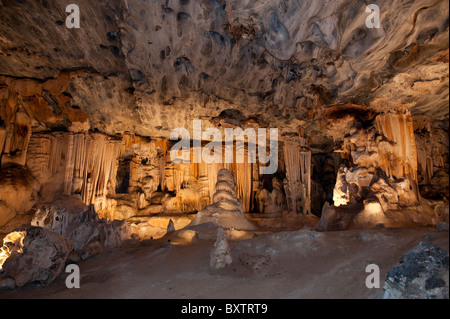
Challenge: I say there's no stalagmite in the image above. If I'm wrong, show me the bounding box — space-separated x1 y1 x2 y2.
167 219 175 233
115 136 171 213
189 169 256 230
26 132 121 206
257 177 286 214
413 117 448 199
209 227 232 269
344 110 421 206
207 162 223 204
158 143 167 191
333 166 359 207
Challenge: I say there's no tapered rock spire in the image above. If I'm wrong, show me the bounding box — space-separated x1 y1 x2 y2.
189 169 256 230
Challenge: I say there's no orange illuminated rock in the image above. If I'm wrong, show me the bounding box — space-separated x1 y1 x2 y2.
0 226 73 287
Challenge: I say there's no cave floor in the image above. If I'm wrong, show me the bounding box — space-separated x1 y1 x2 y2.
0 226 448 299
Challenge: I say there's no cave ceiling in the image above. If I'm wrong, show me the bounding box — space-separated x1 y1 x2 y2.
0 0 448 151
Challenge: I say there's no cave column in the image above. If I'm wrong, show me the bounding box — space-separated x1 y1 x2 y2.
283 133 311 215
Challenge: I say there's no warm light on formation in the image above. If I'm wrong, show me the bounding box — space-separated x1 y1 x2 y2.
0 0 448 302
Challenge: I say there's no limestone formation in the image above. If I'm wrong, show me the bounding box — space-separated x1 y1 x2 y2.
26 132 121 205
189 169 256 230
0 226 73 287
315 202 357 232
283 135 311 215
0 166 38 226
31 200 129 260
209 227 232 270
0 0 448 298
167 219 175 233
256 177 286 215
383 242 449 299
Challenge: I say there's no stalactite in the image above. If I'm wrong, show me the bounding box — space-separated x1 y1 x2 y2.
63 134 75 195
413 118 447 193
300 151 311 214
163 143 255 213
26 134 52 182
375 112 418 181
251 161 260 212
375 111 419 198
27 132 121 206
196 161 210 200
72 134 88 194
283 135 311 215
158 147 167 191
284 141 299 214
234 159 252 213
417 149 434 185
206 162 223 205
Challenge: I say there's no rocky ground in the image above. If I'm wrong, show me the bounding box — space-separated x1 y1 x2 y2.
0 223 447 299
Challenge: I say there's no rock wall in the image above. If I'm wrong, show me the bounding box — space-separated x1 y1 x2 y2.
335 109 421 207
316 105 445 230
0 0 448 234
0 100 447 234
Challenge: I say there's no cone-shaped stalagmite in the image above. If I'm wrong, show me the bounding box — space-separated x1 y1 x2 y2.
189 169 256 230
209 227 232 269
